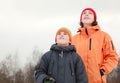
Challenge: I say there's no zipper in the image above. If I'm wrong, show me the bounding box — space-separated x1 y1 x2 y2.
85 28 88 35
59 50 63 58
89 38 92 50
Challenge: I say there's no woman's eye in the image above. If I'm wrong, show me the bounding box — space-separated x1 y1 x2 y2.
89 12 92 14
83 12 86 14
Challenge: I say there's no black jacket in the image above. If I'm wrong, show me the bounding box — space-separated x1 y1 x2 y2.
35 44 88 83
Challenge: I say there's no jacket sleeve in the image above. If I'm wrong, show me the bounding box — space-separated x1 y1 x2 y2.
75 54 88 83
34 52 50 83
101 33 118 74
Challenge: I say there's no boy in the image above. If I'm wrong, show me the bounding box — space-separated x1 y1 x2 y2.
34 27 88 83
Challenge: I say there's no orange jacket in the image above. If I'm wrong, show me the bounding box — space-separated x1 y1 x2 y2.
72 25 118 83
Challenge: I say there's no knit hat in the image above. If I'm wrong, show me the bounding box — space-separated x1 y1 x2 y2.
55 27 72 43
80 8 97 22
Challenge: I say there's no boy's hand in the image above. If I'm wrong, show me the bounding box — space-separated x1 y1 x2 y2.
43 76 55 83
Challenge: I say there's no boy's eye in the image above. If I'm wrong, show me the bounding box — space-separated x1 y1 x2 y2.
58 32 67 35
58 33 61 35
63 33 67 35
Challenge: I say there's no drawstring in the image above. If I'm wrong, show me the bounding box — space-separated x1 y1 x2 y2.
70 61 75 76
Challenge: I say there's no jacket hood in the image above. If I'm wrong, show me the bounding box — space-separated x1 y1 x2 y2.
78 25 101 31
50 44 76 52
78 25 101 36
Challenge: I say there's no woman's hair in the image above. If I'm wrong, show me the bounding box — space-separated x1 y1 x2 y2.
79 8 98 27
80 20 98 27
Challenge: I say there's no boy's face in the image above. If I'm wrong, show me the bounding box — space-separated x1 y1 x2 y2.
56 32 70 46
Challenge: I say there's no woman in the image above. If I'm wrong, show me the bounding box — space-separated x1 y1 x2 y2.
35 27 88 83
72 8 118 83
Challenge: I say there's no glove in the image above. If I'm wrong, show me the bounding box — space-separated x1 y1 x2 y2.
100 69 105 76
43 76 55 83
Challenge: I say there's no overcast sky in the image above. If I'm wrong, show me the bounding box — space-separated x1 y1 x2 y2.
0 0 120 66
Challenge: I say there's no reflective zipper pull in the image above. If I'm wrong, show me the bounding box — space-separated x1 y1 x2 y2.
59 51 63 58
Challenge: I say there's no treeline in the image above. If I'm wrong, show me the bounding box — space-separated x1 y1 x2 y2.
0 47 41 83
0 49 120 83
0 56 35 83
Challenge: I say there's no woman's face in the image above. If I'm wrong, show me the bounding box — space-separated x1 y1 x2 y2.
81 10 94 26
56 32 70 46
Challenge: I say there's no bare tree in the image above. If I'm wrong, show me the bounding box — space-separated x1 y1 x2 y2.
0 47 43 83
23 47 42 83
14 69 25 83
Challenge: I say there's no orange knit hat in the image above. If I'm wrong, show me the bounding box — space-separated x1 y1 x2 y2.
55 27 72 43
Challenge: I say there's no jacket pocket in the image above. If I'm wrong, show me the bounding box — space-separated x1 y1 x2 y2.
48 60 54 75
69 60 75 76
69 60 75 83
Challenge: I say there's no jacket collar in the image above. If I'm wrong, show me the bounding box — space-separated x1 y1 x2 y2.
78 25 101 36
50 44 76 52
